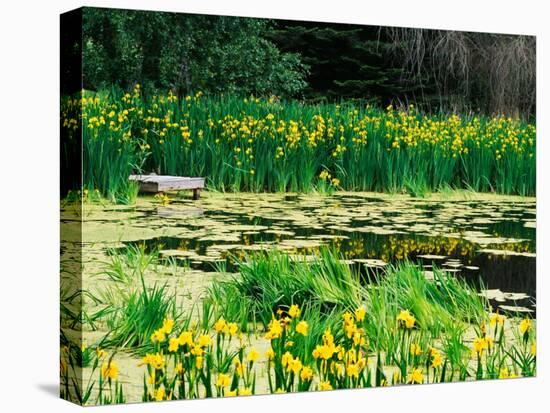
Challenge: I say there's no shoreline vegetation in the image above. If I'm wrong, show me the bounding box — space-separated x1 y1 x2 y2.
60 245 536 405
61 87 536 204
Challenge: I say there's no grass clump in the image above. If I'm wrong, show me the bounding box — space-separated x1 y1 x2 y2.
208 248 488 346
97 245 177 351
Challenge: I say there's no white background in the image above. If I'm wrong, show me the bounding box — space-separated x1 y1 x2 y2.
0 0 547 411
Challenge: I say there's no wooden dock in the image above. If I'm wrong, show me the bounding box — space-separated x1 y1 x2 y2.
129 175 205 199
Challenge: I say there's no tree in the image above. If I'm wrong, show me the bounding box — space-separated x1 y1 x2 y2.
82 8 308 97
385 28 536 117
269 21 416 104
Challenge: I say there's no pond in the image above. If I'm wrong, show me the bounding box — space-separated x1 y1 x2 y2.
79 191 536 314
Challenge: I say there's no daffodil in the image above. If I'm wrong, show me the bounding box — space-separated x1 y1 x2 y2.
141 353 165 370
431 353 443 369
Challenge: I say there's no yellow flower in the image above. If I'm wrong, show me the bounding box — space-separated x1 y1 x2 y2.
410 343 422 356
355 306 366 322
240 387 252 396
531 342 536 356
407 368 423 384
490 312 506 327
195 356 203 369
247 347 260 363
151 329 166 343
190 345 204 357
168 337 179 353
314 344 336 360
288 358 303 375
296 320 309 336
331 178 340 186
519 318 531 335
499 367 510 379
96 348 106 359
346 363 359 378
281 351 293 368
265 317 283 340
288 304 301 318
178 331 193 347
265 348 275 360
141 353 165 370
397 310 415 329
198 334 212 347
472 337 487 356
175 363 184 374
101 361 119 380
300 366 313 381
216 373 231 388
161 318 174 335
226 389 237 397
155 386 165 401
214 318 227 333
228 322 239 336
233 359 244 377
431 353 443 369
319 381 333 391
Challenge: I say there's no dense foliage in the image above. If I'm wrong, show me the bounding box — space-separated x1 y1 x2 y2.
80 8 535 117
82 8 308 97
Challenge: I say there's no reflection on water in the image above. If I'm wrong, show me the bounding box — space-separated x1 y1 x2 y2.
113 192 535 313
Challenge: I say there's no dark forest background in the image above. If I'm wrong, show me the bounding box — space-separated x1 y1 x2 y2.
78 7 536 118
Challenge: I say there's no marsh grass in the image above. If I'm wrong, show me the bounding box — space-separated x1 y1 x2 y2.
208 248 362 328
62 89 536 202
97 246 178 351
208 248 488 352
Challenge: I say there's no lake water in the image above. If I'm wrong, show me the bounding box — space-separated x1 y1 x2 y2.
89 191 536 314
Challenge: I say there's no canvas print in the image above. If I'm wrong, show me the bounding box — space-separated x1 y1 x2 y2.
60 7 536 406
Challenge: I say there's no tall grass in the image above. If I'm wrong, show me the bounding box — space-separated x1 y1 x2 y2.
61 88 536 202
208 248 488 347
98 245 177 350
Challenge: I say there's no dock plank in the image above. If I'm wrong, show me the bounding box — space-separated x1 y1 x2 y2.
129 175 205 199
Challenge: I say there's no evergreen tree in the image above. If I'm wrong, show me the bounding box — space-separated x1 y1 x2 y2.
270 21 419 104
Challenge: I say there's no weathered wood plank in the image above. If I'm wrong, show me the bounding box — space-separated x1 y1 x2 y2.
129 175 205 195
